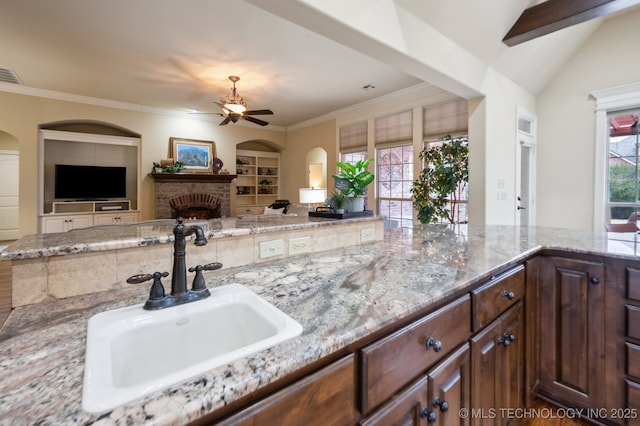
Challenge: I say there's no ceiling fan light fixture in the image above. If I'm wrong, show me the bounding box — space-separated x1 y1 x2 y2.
221 75 247 114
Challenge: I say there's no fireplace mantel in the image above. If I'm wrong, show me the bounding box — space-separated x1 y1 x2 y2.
149 173 237 183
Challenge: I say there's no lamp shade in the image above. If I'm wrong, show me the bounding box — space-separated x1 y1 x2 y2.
299 188 326 204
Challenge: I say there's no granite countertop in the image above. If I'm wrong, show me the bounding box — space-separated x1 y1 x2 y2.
1 224 638 425
1 215 380 261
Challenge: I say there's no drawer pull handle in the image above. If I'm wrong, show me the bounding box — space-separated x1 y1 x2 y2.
590 275 600 285
426 336 443 352
434 397 449 412
501 290 515 300
420 407 437 423
498 332 516 347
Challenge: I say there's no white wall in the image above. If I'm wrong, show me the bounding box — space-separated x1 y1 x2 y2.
537 8 640 230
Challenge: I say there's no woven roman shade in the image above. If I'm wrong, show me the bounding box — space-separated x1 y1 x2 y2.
375 110 412 146
339 121 367 152
423 99 468 139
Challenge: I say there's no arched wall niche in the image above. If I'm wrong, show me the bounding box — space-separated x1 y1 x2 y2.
39 120 140 137
306 147 327 189
237 139 281 152
0 130 19 150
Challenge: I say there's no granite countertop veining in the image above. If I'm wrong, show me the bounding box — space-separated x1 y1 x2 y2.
1 224 639 425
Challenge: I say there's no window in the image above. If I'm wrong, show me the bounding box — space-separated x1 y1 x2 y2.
377 145 414 228
607 109 640 224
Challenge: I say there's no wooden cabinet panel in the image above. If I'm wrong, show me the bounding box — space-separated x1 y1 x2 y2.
426 343 470 426
628 305 640 341
471 302 524 426
360 375 429 426
628 342 640 379
627 267 640 303
538 256 605 408
218 355 356 426
471 265 524 331
628 380 640 426
361 295 471 414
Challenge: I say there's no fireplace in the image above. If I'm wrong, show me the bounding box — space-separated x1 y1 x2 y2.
151 173 236 219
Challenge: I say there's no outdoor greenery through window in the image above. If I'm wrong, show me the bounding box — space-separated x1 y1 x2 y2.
608 109 640 224
377 145 414 229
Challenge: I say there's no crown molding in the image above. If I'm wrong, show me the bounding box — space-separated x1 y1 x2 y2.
0 82 287 132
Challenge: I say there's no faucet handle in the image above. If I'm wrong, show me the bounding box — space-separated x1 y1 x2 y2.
127 271 169 300
188 262 223 291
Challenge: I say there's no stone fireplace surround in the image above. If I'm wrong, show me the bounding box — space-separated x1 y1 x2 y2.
151 173 237 218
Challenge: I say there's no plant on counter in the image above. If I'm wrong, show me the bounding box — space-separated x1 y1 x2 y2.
332 158 375 197
328 189 347 212
411 135 468 224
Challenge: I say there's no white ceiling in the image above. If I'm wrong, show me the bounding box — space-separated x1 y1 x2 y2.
1 0 635 128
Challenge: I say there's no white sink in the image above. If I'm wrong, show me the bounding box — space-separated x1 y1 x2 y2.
82 284 303 413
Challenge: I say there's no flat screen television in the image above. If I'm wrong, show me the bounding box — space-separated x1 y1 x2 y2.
55 164 127 200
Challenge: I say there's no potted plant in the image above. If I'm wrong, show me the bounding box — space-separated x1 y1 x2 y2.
152 162 163 173
259 179 272 194
332 158 375 212
328 189 347 214
411 135 468 224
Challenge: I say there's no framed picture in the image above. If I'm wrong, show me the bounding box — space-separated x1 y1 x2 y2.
169 138 216 173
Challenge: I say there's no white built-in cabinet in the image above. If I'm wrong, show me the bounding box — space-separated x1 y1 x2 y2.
235 149 280 215
38 129 141 234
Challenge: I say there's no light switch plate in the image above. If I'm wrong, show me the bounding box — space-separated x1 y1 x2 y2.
259 239 284 258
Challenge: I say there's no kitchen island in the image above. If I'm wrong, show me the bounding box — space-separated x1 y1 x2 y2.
0 224 638 425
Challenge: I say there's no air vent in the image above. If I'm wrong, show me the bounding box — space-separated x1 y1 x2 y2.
0 68 22 85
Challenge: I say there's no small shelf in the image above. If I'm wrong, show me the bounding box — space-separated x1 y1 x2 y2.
235 149 280 213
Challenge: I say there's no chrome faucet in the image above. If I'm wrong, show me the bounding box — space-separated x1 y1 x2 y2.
127 217 222 310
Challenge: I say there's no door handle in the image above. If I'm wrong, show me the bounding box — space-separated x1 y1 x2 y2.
517 206 526 210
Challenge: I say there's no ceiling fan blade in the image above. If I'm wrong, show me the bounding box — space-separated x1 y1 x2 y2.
219 116 231 126
243 116 269 126
245 109 273 116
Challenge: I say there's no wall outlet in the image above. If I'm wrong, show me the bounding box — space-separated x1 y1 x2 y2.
360 228 376 243
289 236 312 255
259 239 284 258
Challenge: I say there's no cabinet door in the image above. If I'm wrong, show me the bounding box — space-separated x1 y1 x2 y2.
218 355 356 426
498 303 524 415
471 303 524 426
538 256 605 408
67 214 93 230
361 375 430 426
41 216 70 233
426 343 470 426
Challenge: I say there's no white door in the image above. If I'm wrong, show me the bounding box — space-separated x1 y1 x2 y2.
515 110 536 226
0 151 19 240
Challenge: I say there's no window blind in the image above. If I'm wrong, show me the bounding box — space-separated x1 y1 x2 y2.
423 99 468 139
339 121 367 152
375 110 412 145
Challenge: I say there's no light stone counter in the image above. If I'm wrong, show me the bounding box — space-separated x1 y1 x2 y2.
1 215 384 307
0 224 638 425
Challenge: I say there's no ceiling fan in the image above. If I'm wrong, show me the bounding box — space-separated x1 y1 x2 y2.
214 76 273 126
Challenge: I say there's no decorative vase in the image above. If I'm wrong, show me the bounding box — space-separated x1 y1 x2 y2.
335 208 345 214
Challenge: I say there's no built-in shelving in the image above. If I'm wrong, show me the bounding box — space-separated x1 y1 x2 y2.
235 149 280 215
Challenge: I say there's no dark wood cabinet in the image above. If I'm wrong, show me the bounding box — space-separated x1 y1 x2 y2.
361 344 470 426
470 302 524 426
537 256 605 409
217 355 357 426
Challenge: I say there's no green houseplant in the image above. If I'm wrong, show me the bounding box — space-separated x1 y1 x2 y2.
411 135 468 224
328 189 347 213
332 158 375 212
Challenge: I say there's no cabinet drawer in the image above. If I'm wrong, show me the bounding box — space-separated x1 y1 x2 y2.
628 380 640 413
219 355 356 426
361 295 471 414
629 267 640 303
628 305 640 341
628 342 640 379
471 265 525 331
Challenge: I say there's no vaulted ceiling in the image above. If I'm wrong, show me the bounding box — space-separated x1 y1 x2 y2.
1 0 638 128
